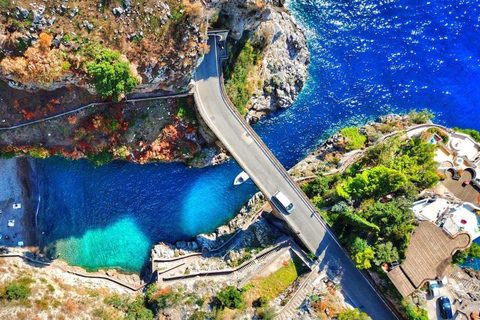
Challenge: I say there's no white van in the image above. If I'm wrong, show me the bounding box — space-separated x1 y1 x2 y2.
272 191 295 213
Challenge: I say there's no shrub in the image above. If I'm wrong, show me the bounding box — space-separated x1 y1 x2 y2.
408 109 434 124
216 286 245 310
351 237 369 255
86 150 113 166
188 311 211 320
2 280 32 300
453 243 480 264
373 242 399 265
355 247 375 270
224 37 267 115
404 303 429 320
257 307 276 320
340 127 367 150
338 308 369 320
29 147 50 159
86 49 138 102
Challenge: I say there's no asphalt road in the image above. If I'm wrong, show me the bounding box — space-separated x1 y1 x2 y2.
194 36 398 320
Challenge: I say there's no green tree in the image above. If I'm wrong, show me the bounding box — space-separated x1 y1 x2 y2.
338 308 369 320
86 49 138 102
367 200 415 253
337 165 407 199
355 247 375 270
216 286 245 310
373 242 399 265
351 237 369 255
340 127 367 150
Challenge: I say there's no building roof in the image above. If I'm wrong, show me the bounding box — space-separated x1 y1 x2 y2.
388 221 471 297
412 198 450 222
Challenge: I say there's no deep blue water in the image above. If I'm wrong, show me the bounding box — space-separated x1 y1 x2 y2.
36 0 480 272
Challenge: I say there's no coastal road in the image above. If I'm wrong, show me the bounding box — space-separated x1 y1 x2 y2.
194 36 398 320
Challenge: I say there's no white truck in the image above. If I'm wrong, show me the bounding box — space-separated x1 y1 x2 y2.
272 191 295 214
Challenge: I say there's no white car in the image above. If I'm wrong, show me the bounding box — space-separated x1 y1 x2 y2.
7 220 15 227
13 203 22 209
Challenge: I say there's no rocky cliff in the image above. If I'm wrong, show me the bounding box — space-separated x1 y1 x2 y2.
0 0 308 110
0 0 207 96
207 0 310 123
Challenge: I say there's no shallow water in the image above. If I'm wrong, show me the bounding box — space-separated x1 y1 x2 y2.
37 0 480 272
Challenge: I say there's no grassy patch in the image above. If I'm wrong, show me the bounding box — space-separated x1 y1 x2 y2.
224 33 268 115
244 257 304 303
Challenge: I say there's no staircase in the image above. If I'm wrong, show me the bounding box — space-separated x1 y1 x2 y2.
275 260 321 320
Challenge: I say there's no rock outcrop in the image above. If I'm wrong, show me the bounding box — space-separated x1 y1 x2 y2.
206 0 310 123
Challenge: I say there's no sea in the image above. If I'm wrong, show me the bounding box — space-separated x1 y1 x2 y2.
34 0 480 273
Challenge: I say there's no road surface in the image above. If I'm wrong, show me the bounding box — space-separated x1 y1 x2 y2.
194 36 398 320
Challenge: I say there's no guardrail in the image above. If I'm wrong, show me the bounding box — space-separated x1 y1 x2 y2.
194 35 401 319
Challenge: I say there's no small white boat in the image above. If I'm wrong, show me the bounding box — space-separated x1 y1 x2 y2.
234 171 250 185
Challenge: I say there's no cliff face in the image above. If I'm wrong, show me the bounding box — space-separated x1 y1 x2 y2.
0 0 207 95
206 0 310 123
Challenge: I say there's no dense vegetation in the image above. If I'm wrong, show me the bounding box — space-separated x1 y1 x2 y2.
303 136 439 268
453 243 480 264
224 32 270 115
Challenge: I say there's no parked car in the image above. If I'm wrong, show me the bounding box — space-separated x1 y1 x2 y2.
428 280 440 297
438 296 453 319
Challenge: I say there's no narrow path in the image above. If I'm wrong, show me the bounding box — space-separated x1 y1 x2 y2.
0 92 191 131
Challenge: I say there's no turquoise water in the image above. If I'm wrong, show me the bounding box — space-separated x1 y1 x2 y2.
36 0 480 272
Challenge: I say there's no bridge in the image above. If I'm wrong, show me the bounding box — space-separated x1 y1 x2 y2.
194 35 398 319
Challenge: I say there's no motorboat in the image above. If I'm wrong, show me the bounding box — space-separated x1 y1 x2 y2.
234 171 250 185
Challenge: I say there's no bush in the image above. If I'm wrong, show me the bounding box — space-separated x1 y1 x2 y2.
338 308 369 320
453 243 480 264
216 286 245 310
373 242 399 265
86 150 113 166
1 280 32 300
408 109 434 124
340 127 367 150
86 48 138 102
29 147 50 159
355 247 375 270
224 37 267 115
188 311 211 320
405 303 429 320
257 307 276 320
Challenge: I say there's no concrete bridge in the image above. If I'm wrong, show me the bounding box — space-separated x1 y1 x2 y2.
194 35 398 319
